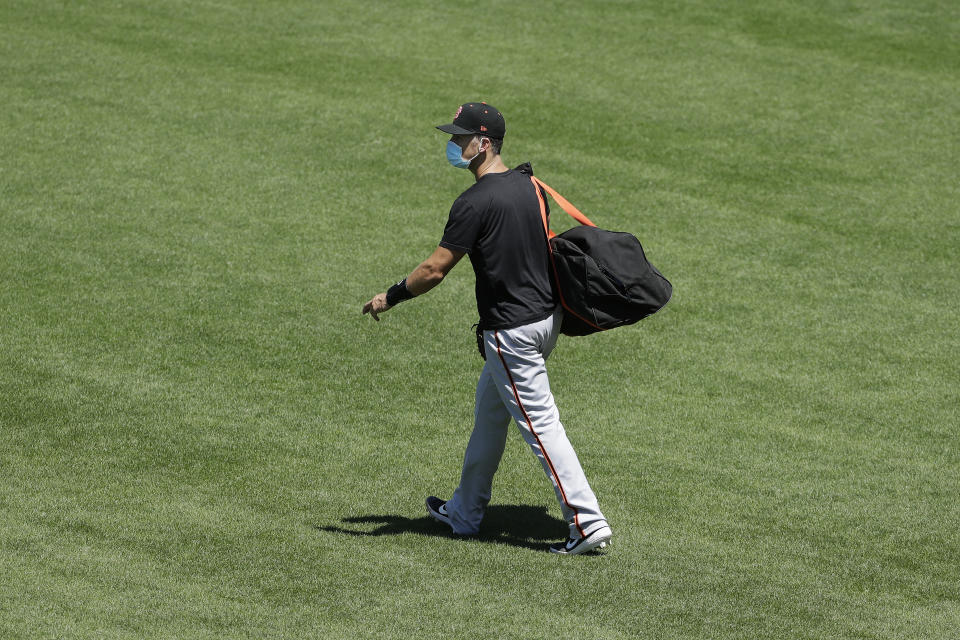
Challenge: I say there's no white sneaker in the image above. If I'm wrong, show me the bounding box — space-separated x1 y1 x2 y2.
549 526 612 555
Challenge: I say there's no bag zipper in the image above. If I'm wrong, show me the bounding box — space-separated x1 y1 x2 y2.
597 263 627 295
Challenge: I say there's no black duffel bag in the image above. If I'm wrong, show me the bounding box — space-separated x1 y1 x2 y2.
530 174 673 336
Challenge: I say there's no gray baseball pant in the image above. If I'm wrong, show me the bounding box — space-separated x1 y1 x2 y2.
445 308 608 539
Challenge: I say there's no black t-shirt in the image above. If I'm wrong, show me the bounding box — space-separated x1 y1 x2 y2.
439 167 557 330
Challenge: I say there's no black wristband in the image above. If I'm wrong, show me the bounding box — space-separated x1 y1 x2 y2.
385 278 415 306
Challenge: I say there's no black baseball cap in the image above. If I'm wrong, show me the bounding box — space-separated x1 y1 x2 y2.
436 102 505 140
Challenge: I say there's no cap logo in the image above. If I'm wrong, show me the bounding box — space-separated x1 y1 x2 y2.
480 125 488 131
454 105 463 120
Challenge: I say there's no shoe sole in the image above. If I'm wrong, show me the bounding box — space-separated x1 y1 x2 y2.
550 529 613 555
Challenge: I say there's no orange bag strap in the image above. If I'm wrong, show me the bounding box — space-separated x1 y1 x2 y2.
530 176 554 239
531 176 597 232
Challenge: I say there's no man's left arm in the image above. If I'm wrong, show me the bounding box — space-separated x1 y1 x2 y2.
361 245 465 321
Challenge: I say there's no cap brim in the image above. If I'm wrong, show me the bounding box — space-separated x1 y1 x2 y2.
436 123 475 135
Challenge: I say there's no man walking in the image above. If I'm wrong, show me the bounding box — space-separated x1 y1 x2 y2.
361 102 611 554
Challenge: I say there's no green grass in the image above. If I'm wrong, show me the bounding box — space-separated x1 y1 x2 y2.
2 1 958 638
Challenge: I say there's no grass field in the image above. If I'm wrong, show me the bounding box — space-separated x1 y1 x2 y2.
2 1 958 638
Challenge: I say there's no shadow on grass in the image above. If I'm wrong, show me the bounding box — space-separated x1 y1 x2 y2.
314 504 567 552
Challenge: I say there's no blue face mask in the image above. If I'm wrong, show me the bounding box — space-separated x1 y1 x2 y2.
446 139 479 169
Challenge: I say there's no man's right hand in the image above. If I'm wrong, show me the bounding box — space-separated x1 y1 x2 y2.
361 293 392 321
